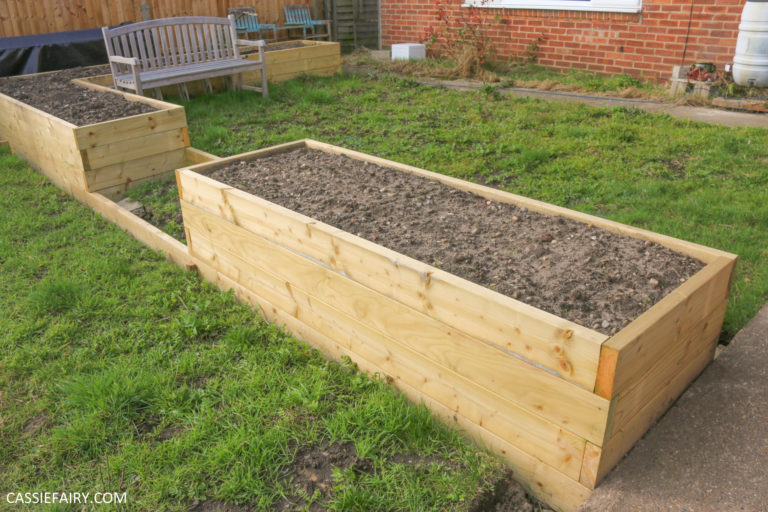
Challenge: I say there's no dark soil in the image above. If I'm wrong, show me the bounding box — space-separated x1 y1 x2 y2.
0 66 157 126
208 148 705 335
275 440 373 511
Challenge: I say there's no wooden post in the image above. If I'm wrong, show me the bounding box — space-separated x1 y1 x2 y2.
141 2 151 21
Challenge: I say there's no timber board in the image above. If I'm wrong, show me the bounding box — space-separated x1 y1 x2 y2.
180 199 610 445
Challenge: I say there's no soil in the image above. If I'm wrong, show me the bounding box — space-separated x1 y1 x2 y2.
0 66 157 126
275 440 373 511
207 148 705 335
468 471 538 512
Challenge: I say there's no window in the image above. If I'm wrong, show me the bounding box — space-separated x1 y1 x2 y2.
463 0 641 13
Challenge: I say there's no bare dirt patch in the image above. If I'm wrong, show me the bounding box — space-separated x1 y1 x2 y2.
0 66 157 126
275 441 373 511
468 471 539 512
207 148 704 335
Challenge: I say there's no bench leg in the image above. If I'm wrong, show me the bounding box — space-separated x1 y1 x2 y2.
226 75 235 92
203 79 213 95
153 88 163 101
177 83 190 101
261 67 269 98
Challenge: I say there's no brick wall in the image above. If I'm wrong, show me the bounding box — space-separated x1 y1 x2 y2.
381 0 744 81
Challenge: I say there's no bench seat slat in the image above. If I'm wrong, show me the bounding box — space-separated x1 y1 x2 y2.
113 59 264 90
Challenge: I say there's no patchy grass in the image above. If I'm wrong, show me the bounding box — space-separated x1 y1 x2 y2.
343 50 669 98
0 146 512 510
138 72 767 340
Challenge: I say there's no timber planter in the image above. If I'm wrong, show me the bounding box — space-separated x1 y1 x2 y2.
176 139 736 511
259 40 341 83
77 40 341 98
0 74 210 199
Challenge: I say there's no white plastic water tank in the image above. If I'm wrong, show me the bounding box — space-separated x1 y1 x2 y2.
733 0 768 87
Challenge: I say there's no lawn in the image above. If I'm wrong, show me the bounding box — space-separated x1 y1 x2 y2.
137 71 767 341
0 147 514 510
4 68 768 511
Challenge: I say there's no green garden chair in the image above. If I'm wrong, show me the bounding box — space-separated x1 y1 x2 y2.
282 4 331 40
228 7 278 41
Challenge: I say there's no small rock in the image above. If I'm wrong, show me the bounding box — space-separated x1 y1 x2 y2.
649 278 660 287
540 234 554 243
511 216 519 222
601 320 610 328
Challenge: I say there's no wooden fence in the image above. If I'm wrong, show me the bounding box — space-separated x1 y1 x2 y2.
0 0 323 38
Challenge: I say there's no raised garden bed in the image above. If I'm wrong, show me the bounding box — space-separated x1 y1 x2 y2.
78 40 341 98
176 139 736 511
0 67 215 199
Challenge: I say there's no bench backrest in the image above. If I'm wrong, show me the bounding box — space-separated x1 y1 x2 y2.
284 4 314 25
102 16 241 75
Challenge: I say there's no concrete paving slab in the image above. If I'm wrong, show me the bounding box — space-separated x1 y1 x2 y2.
579 304 768 512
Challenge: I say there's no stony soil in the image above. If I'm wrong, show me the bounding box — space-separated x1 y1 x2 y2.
208 148 705 335
0 66 157 126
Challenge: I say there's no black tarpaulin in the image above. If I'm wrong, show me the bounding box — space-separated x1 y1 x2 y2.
0 27 109 77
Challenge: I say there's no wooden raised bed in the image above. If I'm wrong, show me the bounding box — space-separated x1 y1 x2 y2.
77 41 341 98
261 40 341 83
0 75 212 199
176 139 737 511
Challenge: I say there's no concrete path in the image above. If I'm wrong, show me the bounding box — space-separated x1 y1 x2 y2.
429 79 768 129
579 304 768 511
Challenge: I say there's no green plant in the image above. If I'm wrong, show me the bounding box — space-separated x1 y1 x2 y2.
526 36 545 64
422 0 496 77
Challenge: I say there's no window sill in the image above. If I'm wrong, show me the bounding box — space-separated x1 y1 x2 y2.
461 1 642 14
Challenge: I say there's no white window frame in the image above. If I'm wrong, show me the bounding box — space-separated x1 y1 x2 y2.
463 0 642 14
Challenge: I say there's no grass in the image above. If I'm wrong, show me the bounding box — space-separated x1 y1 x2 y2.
344 51 668 98
0 146 509 510
135 72 767 341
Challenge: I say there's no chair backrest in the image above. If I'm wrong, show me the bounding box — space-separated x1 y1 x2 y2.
228 7 259 34
284 4 313 25
102 16 240 75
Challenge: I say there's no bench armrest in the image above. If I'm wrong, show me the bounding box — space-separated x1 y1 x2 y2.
109 55 140 66
236 39 266 47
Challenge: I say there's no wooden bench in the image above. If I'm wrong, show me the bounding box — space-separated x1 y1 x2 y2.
102 16 268 100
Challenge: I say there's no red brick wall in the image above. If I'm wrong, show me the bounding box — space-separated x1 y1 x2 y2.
381 0 744 81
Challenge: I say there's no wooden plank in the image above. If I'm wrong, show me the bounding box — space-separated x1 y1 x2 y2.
95 169 171 201
579 442 601 489
0 92 86 194
86 146 216 193
607 297 728 437
185 213 588 478
595 256 735 399
593 333 718 484
179 199 611 444
264 54 341 77
190 256 590 512
73 107 187 149
184 146 220 165
75 189 194 268
84 127 188 169
177 160 606 392
85 147 187 191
